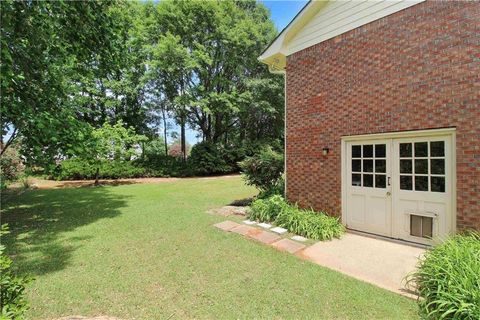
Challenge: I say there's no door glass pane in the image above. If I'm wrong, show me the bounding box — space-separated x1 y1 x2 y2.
400 175 413 190
363 174 373 187
375 160 386 173
363 160 373 172
363 145 373 158
430 141 445 157
400 160 412 173
352 160 361 172
415 159 428 174
431 159 445 174
352 174 361 186
415 142 428 157
415 176 428 191
375 144 386 158
352 145 361 158
431 176 445 192
400 143 412 157
375 175 386 188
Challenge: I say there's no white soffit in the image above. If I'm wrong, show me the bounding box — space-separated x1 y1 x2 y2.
259 0 425 72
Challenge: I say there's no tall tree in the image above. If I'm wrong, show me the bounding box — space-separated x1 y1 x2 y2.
150 0 280 151
1 0 122 164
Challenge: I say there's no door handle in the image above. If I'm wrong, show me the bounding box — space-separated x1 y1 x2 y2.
386 191 391 196
387 177 391 186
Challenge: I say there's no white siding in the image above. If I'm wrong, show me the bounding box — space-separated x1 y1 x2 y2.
286 0 424 55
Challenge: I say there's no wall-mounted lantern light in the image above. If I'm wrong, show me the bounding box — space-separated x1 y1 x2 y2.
322 147 330 156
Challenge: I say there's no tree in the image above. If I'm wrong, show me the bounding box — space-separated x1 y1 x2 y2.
149 0 280 153
145 32 196 162
84 121 146 185
1 0 124 165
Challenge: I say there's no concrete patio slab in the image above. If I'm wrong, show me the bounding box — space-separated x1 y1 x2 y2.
248 230 281 244
299 233 425 296
243 220 257 225
214 220 240 231
272 238 306 253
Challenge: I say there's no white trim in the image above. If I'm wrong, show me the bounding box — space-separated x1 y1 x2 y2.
341 128 456 141
259 0 425 72
341 128 457 243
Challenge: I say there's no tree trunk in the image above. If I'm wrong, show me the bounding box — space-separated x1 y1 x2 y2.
94 167 100 186
161 108 168 155
181 118 186 162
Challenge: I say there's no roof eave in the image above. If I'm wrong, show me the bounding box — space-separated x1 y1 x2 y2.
258 1 328 73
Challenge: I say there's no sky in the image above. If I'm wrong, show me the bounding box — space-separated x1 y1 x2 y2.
262 0 308 31
183 0 308 144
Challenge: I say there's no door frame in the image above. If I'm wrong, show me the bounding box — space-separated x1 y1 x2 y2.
341 128 457 241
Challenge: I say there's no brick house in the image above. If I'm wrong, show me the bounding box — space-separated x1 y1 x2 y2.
259 0 479 245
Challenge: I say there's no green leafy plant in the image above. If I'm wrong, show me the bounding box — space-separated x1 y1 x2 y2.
0 224 33 319
275 206 344 241
248 195 288 222
408 232 480 320
188 142 245 176
248 195 345 241
53 159 147 181
0 144 24 188
239 146 284 193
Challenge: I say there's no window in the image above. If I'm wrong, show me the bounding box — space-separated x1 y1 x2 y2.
351 144 387 188
399 141 445 192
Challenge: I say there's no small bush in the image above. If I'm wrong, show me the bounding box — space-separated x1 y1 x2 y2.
188 142 243 175
53 158 146 180
258 175 285 199
0 145 24 187
239 146 284 192
409 232 480 320
1 224 33 319
248 195 288 222
248 195 345 241
138 154 191 177
275 206 344 241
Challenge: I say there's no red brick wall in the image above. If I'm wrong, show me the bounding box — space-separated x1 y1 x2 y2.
285 1 480 231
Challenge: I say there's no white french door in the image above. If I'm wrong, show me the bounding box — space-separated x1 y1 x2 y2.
343 131 454 244
346 140 392 237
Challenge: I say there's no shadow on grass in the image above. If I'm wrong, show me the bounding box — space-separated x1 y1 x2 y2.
1 186 130 276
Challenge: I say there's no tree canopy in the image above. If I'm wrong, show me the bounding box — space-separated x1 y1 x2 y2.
1 0 284 168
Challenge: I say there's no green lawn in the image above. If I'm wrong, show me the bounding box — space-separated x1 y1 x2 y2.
2 176 418 319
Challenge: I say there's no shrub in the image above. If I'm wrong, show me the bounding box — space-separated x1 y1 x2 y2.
248 195 345 241
138 155 192 177
0 145 24 187
188 141 243 175
275 206 344 241
239 146 284 192
53 158 146 180
248 195 288 222
257 175 285 199
409 232 480 320
0 224 33 319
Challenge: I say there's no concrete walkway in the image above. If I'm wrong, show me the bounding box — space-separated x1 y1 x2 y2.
214 219 426 297
299 232 425 296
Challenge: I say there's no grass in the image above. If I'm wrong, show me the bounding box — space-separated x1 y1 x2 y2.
1 176 418 319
